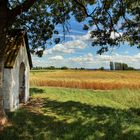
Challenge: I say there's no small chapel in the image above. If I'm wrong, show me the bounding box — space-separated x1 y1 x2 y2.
2 30 32 111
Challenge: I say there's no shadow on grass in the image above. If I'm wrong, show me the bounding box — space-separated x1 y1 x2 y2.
1 99 140 140
29 88 45 95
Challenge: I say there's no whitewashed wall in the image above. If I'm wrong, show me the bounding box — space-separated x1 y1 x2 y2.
3 40 30 111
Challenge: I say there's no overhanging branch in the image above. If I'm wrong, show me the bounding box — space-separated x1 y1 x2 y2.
74 0 89 17
11 0 36 18
74 0 100 30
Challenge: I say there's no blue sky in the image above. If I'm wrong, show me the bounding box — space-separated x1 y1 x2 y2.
32 18 140 69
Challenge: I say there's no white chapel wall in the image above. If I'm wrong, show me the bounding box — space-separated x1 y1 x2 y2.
3 39 30 111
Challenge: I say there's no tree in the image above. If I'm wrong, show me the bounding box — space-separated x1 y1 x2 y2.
122 63 128 70
110 61 114 70
61 66 68 70
114 62 121 70
127 66 135 70
0 0 139 126
99 67 104 70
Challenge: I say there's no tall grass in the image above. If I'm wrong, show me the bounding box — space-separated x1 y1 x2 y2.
30 87 140 109
30 70 140 90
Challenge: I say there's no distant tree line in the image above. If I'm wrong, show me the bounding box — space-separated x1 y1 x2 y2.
32 66 86 70
32 66 68 70
110 62 135 70
33 64 135 71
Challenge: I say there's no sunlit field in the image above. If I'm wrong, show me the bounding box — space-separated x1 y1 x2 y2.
30 70 140 90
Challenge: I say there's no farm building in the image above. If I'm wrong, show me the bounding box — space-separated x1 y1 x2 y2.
2 30 32 111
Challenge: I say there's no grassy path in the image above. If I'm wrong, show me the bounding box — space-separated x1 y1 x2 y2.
1 87 140 140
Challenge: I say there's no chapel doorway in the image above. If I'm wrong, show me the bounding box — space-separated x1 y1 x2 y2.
19 62 25 103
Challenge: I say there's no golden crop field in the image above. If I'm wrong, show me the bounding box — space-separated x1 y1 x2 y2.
30 70 140 90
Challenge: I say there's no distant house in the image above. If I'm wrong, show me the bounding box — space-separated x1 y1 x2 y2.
2 30 32 111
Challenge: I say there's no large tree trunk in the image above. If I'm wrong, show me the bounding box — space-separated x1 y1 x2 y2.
0 27 8 129
0 0 36 128
0 48 7 128
0 1 10 128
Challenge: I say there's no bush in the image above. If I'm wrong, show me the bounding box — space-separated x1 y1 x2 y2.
61 66 68 70
99 67 104 70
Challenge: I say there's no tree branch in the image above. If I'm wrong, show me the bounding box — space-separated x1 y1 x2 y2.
74 0 100 30
103 0 114 31
74 0 89 17
11 0 36 18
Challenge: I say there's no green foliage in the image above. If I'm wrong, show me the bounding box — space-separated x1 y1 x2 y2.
83 24 89 30
127 67 135 70
80 67 85 70
6 0 140 55
114 62 122 70
60 66 69 70
99 67 105 70
122 63 128 70
110 61 114 70
47 66 56 70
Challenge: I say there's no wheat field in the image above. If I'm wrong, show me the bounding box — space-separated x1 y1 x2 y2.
30 70 140 90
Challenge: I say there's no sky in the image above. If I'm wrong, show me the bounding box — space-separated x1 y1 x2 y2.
32 17 140 69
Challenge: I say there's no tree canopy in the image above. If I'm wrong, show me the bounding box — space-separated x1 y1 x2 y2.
1 0 140 56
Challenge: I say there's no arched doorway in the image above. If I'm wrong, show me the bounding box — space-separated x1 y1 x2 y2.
19 62 25 103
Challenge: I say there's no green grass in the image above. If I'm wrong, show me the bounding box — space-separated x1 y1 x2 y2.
1 87 140 140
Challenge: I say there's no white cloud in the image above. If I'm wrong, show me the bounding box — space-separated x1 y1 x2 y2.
94 53 140 68
65 30 94 42
74 29 123 42
63 40 87 49
44 40 87 55
57 34 77 40
48 55 64 61
69 29 86 35
65 53 140 68
32 28 140 69
33 52 140 69
69 53 94 63
45 45 75 54
110 31 122 39
32 57 45 67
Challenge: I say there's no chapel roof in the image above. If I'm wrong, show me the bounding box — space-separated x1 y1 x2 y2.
4 29 33 69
